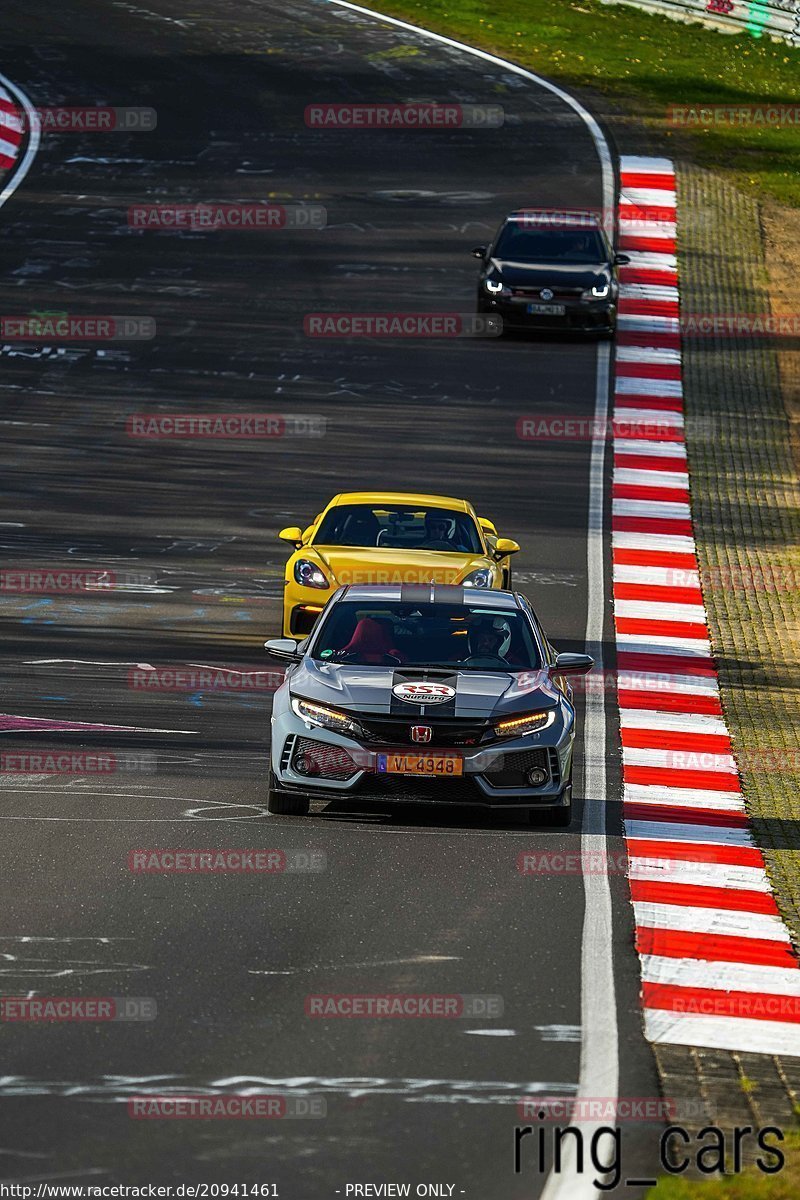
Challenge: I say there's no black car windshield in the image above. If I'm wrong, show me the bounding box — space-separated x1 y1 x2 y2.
312 504 483 553
493 226 607 264
309 601 543 670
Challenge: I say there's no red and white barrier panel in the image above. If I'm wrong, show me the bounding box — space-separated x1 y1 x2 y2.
0 85 23 170
614 155 800 1056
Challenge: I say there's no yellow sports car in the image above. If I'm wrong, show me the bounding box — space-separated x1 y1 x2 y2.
277 491 520 638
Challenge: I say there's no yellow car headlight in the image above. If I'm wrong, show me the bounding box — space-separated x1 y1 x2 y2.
493 710 555 738
291 696 362 737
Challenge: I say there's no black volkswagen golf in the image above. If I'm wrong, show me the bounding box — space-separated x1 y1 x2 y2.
474 211 629 335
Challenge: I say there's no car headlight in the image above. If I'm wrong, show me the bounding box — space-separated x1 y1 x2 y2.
291 696 362 737
484 278 505 294
493 710 556 738
463 568 494 588
294 559 329 589
582 281 611 300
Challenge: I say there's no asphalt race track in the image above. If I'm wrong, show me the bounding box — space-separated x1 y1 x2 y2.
0 1 660 1194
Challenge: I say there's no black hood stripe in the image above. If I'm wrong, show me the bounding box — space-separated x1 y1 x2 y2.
399 583 432 605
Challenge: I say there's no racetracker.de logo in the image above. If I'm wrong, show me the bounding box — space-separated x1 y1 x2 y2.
0 568 135 593
129 848 325 873
0 996 156 1021
648 990 800 1019
517 1097 679 1122
513 206 676 228
517 851 632 876
516 416 679 441
128 203 326 230
681 313 800 338
128 666 286 692
335 568 456 585
305 994 503 1018
304 103 504 129
126 414 326 439
304 314 501 338
0 751 154 775
22 106 157 132
128 1095 325 1119
667 104 800 128
0 315 155 341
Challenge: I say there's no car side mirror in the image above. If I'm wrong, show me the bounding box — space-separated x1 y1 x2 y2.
264 638 303 662
493 538 520 559
550 652 594 676
471 246 488 259
279 525 304 547
614 253 630 265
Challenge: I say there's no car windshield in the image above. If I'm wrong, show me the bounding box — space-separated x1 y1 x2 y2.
311 503 483 553
493 226 607 264
309 601 542 670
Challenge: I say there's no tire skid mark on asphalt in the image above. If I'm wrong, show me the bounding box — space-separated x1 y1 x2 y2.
0 1073 577 1102
614 156 800 1056
0 713 197 734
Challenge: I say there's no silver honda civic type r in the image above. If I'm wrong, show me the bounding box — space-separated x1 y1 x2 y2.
265 584 593 826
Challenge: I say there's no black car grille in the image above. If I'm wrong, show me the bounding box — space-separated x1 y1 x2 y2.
289 736 359 781
357 716 492 747
290 605 321 637
484 747 560 789
510 286 583 299
355 774 483 804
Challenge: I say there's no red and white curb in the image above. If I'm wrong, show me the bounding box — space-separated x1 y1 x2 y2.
0 73 39 210
614 155 800 1056
0 83 23 170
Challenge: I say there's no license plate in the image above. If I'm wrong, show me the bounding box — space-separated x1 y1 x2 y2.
377 753 463 777
527 302 566 316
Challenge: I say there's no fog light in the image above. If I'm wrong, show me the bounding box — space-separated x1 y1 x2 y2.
527 767 548 786
294 752 320 777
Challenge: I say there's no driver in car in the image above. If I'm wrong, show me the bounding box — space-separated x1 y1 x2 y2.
417 512 455 551
462 617 512 667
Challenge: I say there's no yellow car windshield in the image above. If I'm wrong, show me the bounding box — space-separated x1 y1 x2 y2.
312 504 482 553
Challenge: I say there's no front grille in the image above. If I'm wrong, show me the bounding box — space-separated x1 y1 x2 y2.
355 774 482 804
485 748 551 788
292 736 359 780
358 716 491 747
510 286 583 299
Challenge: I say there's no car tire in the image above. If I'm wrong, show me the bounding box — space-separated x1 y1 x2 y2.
267 771 310 816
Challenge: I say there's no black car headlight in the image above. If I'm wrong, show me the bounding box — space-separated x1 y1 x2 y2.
294 559 330 589
291 696 363 737
493 710 556 738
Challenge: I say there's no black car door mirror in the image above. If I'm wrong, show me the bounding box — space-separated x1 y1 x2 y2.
614 253 631 265
550 652 594 676
471 246 488 259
